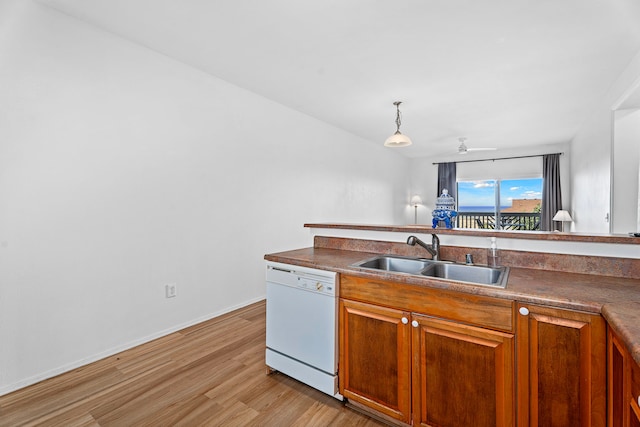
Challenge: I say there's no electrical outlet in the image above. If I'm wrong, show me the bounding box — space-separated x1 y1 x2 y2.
165 283 177 298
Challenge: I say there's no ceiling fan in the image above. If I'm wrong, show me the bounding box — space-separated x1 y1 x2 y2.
457 137 497 154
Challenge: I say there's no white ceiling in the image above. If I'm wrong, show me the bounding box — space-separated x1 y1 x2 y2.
38 0 640 158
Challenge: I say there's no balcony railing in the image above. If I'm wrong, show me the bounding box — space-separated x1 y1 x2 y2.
456 212 541 231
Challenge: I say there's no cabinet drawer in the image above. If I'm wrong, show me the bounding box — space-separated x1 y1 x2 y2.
340 275 514 332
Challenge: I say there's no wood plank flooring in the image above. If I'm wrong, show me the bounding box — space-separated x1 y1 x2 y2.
0 301 384 426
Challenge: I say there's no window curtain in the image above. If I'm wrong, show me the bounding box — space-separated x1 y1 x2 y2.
437 162 457 201
541 154 562 231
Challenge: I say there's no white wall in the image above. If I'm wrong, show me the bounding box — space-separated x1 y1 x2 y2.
612 108 640 233
571 50 640 233
0 1 409 394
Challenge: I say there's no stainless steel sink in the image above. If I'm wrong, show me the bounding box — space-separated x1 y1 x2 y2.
352 255 508 288
354 255 436 274
421 263 508 287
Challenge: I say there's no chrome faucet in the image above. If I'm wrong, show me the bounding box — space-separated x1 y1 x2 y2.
407 234 440 261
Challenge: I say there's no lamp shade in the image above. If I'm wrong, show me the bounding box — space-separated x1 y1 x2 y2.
553 210 573 222
384 132 412 147
410 195 423 206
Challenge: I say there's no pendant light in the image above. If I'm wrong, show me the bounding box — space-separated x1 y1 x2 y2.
384 101 412 147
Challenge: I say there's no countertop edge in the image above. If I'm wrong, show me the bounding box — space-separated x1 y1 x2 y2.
601 303 640 366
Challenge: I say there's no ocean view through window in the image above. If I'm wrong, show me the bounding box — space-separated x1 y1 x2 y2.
457 178 543 230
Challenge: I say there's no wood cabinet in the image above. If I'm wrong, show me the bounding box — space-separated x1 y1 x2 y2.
411 314 514 427
339 275 515 426
339 276 609 426
610 328 627 427
608 327 640 427
339 298 412 423
516 303 606 427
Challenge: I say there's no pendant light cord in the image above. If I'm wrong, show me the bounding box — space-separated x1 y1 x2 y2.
394 101 402 133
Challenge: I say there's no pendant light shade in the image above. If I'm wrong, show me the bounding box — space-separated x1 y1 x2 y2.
384 101 412 147
384 132 412 147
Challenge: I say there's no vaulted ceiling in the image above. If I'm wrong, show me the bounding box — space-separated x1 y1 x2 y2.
39 0 640 157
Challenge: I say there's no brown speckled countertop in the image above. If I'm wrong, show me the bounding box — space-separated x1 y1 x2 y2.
602 302 640 364
265 240 640 365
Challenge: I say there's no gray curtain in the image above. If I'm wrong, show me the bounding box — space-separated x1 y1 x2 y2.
437 162 457 201
541 154 562 231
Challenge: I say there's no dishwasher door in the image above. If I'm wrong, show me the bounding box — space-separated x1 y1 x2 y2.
266 280 337 374
265 262 340 399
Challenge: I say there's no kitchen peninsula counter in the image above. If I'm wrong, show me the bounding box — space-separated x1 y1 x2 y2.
304 222 640 244
265 238 640 364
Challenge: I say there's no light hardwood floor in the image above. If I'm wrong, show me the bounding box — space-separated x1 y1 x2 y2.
0 301 384 426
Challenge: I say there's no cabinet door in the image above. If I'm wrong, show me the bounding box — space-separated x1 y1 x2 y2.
608 327 628 427
631 357 640 427
631 400 640 427
516 304 606 427
412 314 515 427
339 299 412 423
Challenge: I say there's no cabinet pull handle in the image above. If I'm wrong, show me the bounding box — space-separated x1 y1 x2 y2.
411 320 419 328
519 307 530 316
401 317 408 324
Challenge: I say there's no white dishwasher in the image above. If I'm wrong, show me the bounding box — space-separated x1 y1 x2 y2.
265 261 342 400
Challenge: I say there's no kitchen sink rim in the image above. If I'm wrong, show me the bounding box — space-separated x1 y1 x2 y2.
351 254 509 288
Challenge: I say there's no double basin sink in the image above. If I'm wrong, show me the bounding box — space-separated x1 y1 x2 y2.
352 255 509 288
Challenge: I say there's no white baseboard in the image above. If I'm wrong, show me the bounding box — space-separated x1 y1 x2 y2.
0 296 265 397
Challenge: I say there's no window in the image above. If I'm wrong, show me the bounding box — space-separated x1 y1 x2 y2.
457 178 542 230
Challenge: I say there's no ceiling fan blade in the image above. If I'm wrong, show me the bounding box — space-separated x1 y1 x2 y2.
456 138 496 154
467 147 497 151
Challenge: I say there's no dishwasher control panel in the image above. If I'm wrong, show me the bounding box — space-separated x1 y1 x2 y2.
266 262 337 296
297 275 336 295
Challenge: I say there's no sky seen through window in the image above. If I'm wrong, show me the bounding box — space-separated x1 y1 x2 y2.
457 178 542 212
